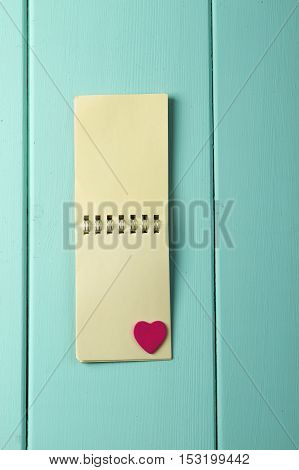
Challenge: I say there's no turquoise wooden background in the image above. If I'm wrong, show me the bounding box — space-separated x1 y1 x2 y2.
0 0 27 450
213 0 299 449
0 0 298 450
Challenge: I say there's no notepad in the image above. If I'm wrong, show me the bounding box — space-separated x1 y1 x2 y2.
74 94 171 362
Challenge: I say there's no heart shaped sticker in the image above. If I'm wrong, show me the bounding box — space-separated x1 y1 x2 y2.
133 321 167 354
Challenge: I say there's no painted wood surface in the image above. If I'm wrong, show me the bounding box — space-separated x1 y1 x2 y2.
28 0 216 449
0 0 27 450
213 0 299 449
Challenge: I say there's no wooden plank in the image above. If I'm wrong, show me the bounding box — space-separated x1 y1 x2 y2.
28 0 216 448
213 0 299 449
0 0 27 450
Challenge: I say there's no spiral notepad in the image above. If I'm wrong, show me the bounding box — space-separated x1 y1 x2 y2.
75 94 171 362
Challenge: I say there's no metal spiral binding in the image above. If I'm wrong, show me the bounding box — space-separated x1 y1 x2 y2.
82 215 160 234
119 215 125 234
107 215 113 234
154 215 160 234
130 215 138 233
142 215 149 233
95 215 102 234
83 216 91 234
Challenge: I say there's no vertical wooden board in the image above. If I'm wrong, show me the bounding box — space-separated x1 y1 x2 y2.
213 0 299 449
0 0 27 450
28 0 215 449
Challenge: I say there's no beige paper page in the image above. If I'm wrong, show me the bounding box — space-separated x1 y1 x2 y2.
75 94 171 362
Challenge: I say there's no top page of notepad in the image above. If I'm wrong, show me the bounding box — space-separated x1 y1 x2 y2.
75 94 168 207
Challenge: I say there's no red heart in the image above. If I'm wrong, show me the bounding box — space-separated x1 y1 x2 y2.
133 321 167 354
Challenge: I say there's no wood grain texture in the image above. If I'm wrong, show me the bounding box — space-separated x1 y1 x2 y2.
0 0 27 450
28 0 216 449
213 0 299 449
